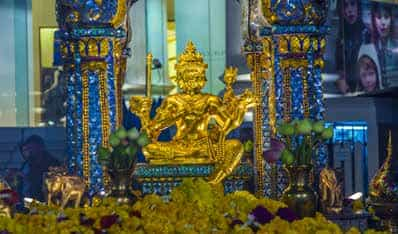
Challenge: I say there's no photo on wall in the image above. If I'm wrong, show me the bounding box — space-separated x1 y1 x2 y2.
324 0 398 96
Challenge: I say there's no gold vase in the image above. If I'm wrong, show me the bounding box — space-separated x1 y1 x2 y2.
108 167 134 203
282 165 318 218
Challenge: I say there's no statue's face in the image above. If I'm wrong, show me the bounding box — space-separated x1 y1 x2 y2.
177 65 206 93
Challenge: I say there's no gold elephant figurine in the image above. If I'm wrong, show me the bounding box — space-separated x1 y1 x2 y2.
45 168 85 209
0 202 12 218
0 178 13 217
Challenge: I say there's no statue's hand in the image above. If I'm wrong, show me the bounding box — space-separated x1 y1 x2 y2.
129 96 152 132
129 96 152 118
238 89 257 109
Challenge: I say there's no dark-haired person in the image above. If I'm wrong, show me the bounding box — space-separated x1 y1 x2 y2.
371 2 398 87
19 135 60 201
335 0 370 94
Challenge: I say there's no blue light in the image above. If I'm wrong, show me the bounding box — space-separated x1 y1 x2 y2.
326 121 368 143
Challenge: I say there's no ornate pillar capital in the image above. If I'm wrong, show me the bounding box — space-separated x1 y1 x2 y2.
261 0 329 26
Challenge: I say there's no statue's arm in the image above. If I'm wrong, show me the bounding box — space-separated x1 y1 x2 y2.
208 97 231 129
148 98 178 141
209 97 244 135
129 96 152 130
210 91 254 135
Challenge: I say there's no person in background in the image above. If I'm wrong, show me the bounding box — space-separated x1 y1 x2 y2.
41 70 67 126
335 0 370 94
356 44 382 93
19 135 60 201
371 2 398 87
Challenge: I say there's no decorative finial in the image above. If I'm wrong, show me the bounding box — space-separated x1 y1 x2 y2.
175 41 207 71
224 67 238 87
146 53 153 97
185 41 197 54
369 130 398 233
387 130 392 159
369 129 398 203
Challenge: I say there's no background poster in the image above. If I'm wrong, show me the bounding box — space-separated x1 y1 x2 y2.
324 0 398 96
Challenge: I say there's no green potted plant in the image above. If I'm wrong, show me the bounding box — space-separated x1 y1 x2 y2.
98 127 150 202
277 119 333 166
274 119 333 218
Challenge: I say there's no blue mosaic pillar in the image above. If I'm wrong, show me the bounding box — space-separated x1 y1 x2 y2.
54 0 134 192
244 0 329 197
261 0 329 127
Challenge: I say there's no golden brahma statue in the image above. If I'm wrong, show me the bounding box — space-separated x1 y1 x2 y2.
130 41 256 184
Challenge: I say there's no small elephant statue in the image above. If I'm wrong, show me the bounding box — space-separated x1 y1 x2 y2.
0 178 15 217
45 167 86 209
0 200 12 217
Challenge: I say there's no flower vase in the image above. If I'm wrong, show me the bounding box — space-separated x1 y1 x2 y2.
108 168 133 203
281 165 318 218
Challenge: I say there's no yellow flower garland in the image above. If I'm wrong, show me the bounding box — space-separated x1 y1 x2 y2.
0 179 388 234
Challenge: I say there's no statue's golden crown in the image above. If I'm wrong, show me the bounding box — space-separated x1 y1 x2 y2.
175 41 208 70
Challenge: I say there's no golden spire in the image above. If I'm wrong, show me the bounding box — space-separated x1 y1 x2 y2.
175 41 208 70
369 129 398 203
387 130 392 159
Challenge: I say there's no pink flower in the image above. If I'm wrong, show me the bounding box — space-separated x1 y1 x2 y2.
270 138 285 151
263 138 285 163
263 149 282 163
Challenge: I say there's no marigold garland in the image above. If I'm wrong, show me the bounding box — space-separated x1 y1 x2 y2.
0 179 388 234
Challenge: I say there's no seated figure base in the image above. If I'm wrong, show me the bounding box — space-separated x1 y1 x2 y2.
133 162 253 195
